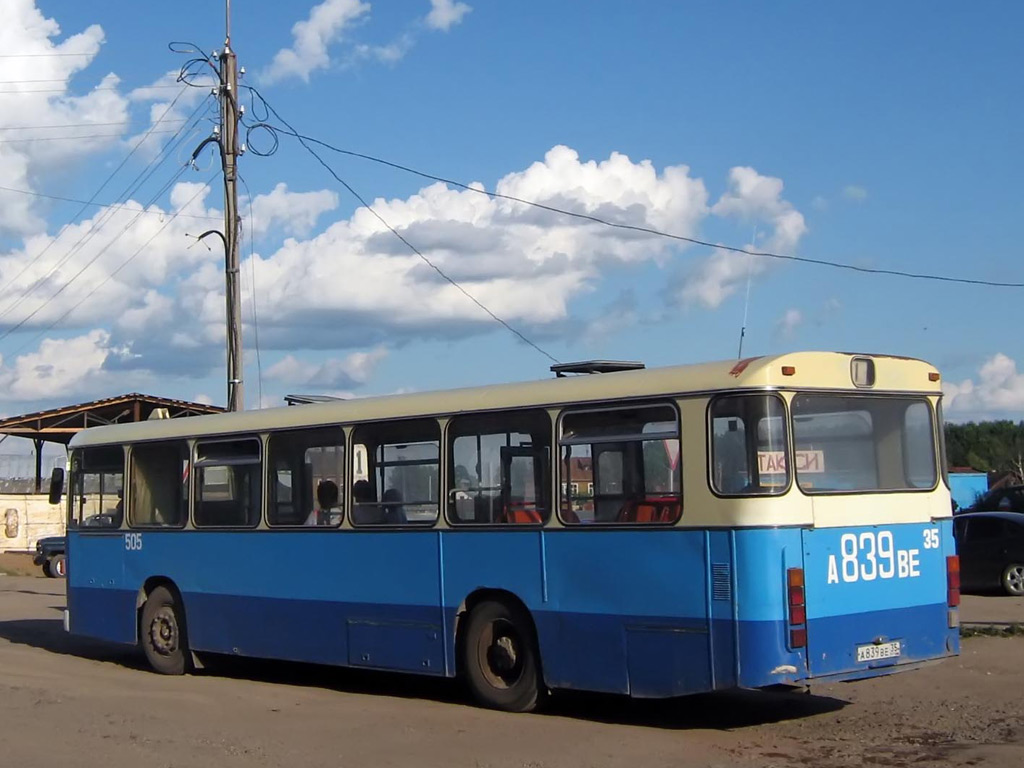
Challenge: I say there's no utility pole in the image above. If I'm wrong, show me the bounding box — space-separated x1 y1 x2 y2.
220 0 244 411
189 1 244 410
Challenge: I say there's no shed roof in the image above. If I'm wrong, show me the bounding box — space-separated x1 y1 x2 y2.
0 393 225 445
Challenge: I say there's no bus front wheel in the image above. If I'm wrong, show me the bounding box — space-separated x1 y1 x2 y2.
141 586 190 675
462 600 540 712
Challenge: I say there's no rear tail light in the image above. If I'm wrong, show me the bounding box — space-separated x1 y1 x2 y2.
947 555 960 608
787 567 806 649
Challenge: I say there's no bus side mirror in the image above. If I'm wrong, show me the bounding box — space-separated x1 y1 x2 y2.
48 467 65 506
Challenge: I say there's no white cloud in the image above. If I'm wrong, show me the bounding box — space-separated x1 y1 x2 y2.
679 167 807 309
0 180 219 333
126 70 213 156
843 185 868 201
0 1 131 235
248 183 339 238
0 329 145 402
583 290 639 346
426 0 472 31
244 145 709 347
262 0 371 84
0 142 808 404
711 167 807 252
351 34 416 65
944 354 1024 416
266 347 388 388
777 308 802 338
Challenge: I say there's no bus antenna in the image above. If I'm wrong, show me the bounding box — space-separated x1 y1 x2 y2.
737 225 757 359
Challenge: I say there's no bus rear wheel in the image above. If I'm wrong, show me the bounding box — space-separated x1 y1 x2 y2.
141 586 190 675
462 600 540 712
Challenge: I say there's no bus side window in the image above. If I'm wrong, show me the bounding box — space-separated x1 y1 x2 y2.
350 419 439 526
266 427 345 527
130 440 189 528
447 409 551 525
559 403 681 525
193 438 261 528
69 446 125 529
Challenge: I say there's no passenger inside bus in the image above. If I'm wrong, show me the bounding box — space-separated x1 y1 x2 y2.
350 479 374 524
382 488 406 524
305 479 339 525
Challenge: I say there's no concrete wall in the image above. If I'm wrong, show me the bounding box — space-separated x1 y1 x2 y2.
0 494 64 553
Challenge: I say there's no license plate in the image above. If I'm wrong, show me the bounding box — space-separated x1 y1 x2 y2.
856 640 901 663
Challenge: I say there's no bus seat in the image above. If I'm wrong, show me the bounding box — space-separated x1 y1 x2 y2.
500 504 542 524
617 498 679 524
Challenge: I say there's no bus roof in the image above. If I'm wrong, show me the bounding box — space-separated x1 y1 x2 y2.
69 351 941 448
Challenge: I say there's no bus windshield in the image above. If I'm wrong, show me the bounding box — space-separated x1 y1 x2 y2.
791 395 937 492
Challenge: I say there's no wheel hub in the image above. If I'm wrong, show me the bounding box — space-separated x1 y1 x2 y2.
150 609 178 656
480 620 522 688
1008 566 1024 594
488 634 519 674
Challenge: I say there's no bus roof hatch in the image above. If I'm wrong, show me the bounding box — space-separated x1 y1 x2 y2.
550 360 646 377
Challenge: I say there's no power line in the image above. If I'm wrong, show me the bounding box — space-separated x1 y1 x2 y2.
0 52 95 58
0 84 184 94
6 175 220 360
0 184 221 220
0 119 187 131
0 130 179 144
244 113 1023 291
239 174 264 408
243 90 561 365
0 90 207 324
0 78 82 84
0 113 209 325
0 164 193 345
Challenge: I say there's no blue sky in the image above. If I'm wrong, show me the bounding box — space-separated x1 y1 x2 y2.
0 0 1021 445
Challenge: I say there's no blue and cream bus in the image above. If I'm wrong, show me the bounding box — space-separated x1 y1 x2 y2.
60 352 960 711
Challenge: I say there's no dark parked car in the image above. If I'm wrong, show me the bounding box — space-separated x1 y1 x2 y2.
33 536 66 578
953 512 1024 596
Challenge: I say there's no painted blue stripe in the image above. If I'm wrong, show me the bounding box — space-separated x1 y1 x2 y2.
66 524 957 699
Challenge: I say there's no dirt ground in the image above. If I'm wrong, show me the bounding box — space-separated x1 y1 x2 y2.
0 573 1021 768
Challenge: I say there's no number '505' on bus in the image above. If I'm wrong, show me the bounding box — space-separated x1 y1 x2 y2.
58 352 960 712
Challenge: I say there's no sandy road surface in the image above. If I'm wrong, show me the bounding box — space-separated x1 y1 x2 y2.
0 575 1021 768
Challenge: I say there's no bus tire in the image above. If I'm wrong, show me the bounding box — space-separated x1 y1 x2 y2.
140 586 190 675
51 554 66 578
42 560 53 578
1002 563 1024 596
461 600 540 712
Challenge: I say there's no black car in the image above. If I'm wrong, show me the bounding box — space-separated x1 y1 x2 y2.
32 536 66 578
953 512 1024 596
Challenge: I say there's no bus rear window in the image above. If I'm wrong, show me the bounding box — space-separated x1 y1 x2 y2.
791 395 937 492
710 394 789 495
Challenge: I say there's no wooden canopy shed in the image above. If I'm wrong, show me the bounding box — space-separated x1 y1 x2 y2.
0 393 224 492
